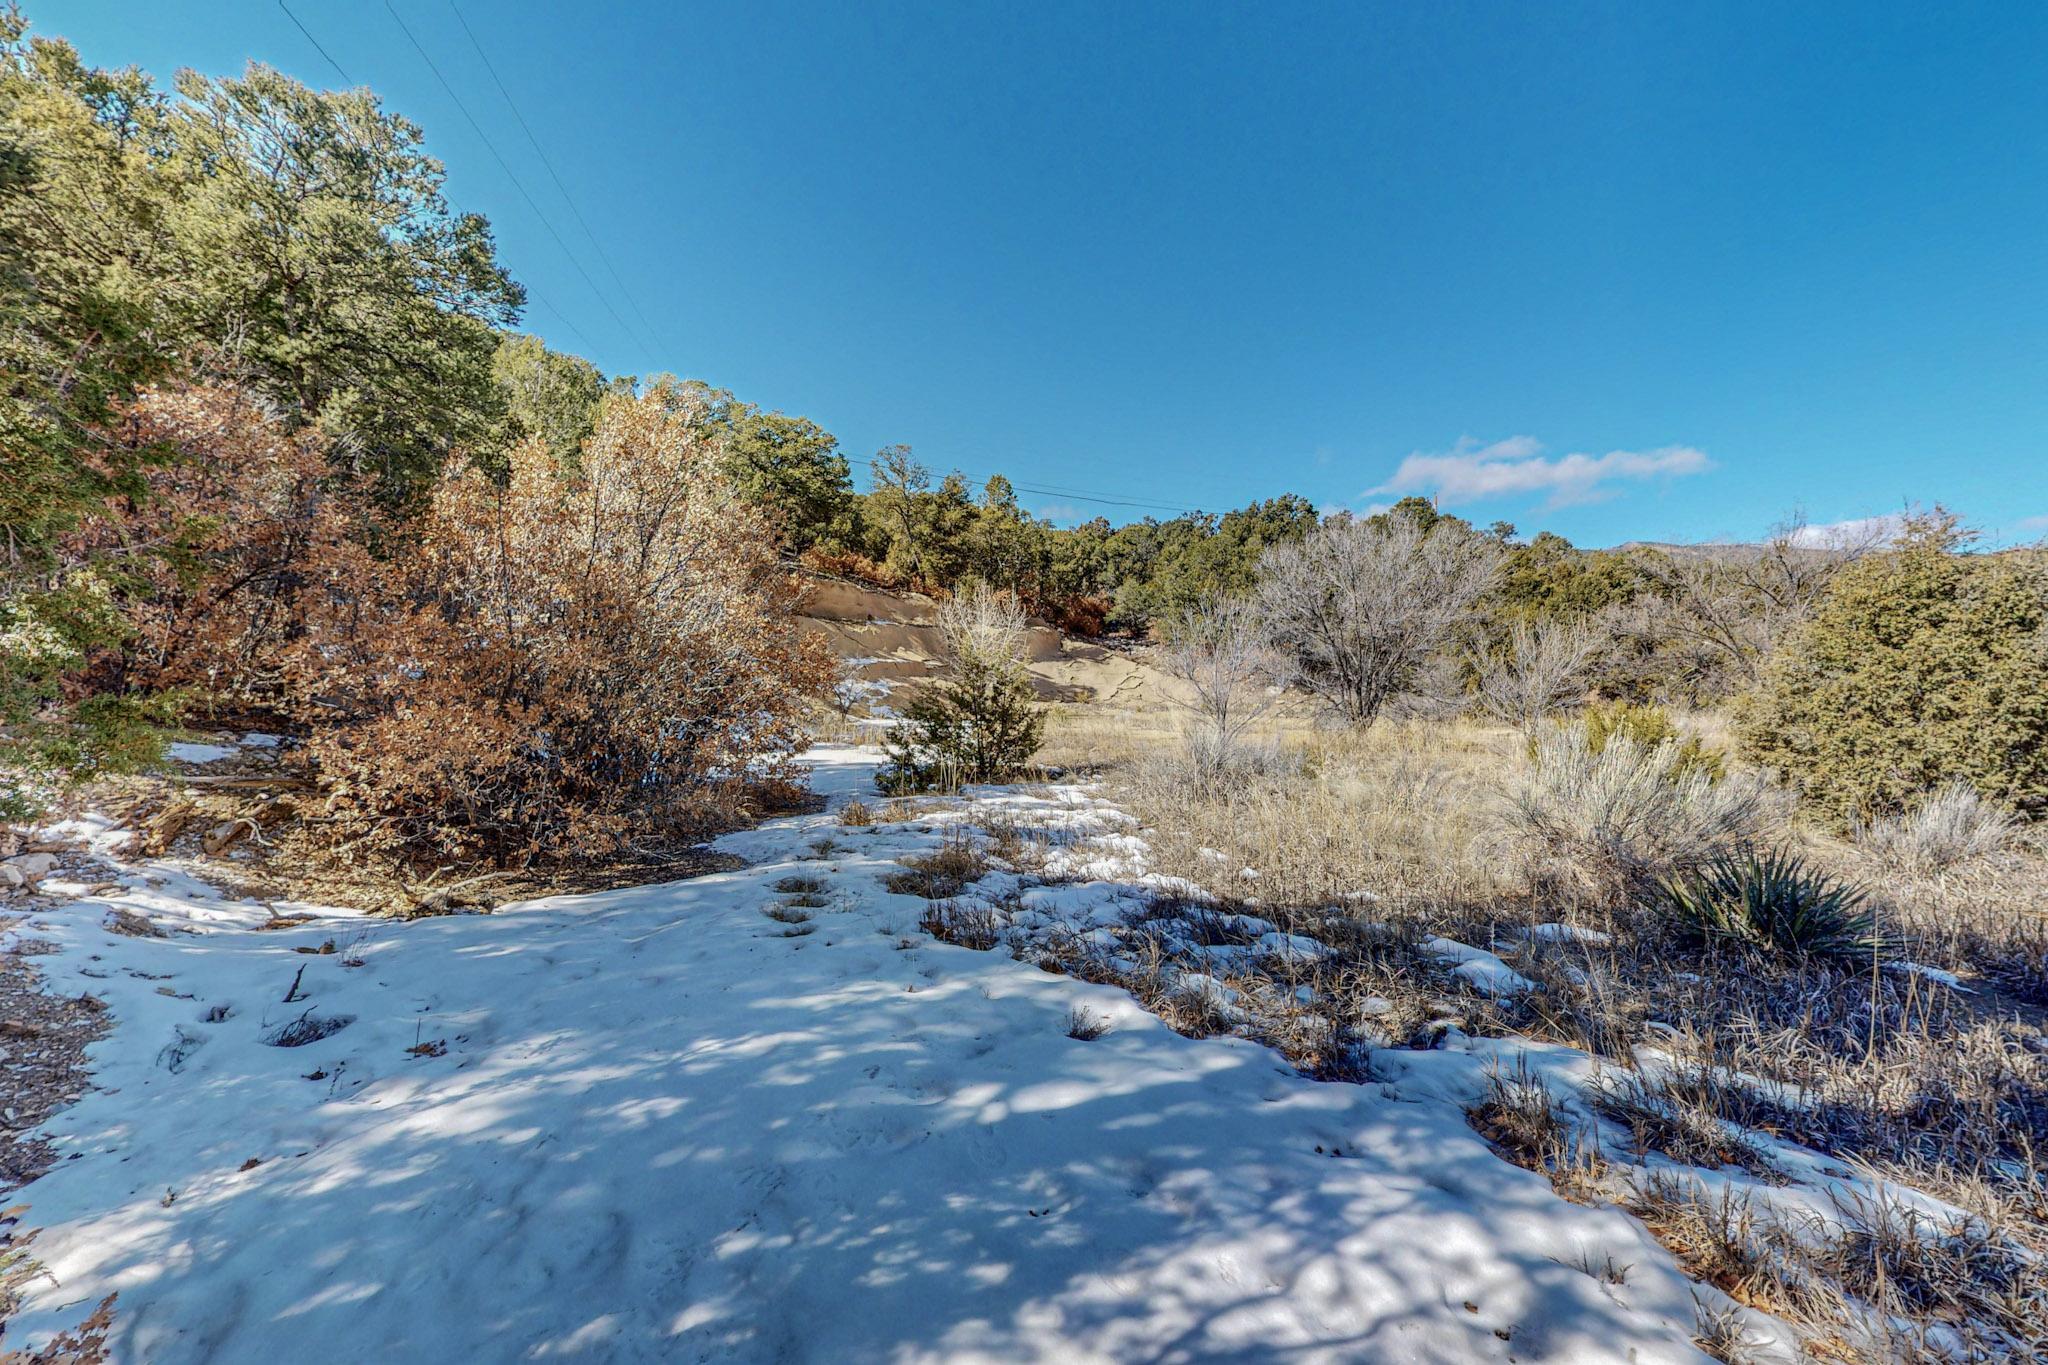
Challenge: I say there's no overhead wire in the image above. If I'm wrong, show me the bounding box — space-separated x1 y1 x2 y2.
276 4 1219 522
855 456 1209 517
379 0 664 359
276 0 602 356
275 0 353 84
445 0 672 358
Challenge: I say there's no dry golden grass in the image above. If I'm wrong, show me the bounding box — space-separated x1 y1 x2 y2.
1029 703 1180 774
1808 833 2048 1001
1017 697 2048 1356
884 829 991 900
1104 714 1523 927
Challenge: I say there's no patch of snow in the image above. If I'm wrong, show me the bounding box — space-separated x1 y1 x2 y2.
1255 930 1330 961
1524 922 1613 947
5 744 1799 1362
1885 960 1972 992
164 740 237 764
1422 935 1538 997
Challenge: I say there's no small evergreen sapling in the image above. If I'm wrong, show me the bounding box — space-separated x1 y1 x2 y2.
879 584 1045 793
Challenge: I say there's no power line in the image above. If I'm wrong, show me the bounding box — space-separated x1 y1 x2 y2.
380 0 664 360
276 1 353 84
274 0 601 357
856 457 1208 517
514 285 602 357
1005 475 1209 511
276 6 1209 520
446 1 671 358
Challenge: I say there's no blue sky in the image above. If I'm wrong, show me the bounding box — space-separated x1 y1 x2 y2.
48 1 2048 546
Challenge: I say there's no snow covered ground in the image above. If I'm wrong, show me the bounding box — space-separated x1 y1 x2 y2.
4 746 1781 1363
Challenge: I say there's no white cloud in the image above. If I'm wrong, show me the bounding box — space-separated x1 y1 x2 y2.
1034 503 1090 524
1783 513 1908 550
1369 436 1713 509
2013 514 2048 533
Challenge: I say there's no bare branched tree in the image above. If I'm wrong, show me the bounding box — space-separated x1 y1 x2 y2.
1632 514 1884 689
1160 597 1283 774
1253 511 1501 728
938 580 1030 675
1474 618 1602 734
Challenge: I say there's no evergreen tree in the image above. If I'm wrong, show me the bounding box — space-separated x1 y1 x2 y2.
493 332 605 469
1740 513 2048 823
879 584 1044 792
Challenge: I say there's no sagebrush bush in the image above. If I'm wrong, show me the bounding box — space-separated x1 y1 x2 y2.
1580 701 1722 782
1855 781 2019 874
1500 727 1771 902
1655 847 1880 959
1740 515 2048 825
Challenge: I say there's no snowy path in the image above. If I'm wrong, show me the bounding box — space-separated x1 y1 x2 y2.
5 748 1728 1363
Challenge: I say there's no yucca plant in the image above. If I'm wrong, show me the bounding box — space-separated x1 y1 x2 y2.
1654 847 1883 959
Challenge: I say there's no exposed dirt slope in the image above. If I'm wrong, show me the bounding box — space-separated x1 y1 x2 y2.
794 572 1186 709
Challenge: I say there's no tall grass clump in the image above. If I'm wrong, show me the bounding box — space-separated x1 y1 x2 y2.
1855 781 2020 874
1500 727 1772 905
1117 719 1510 920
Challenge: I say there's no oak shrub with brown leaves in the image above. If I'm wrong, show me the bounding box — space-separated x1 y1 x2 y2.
93 382 832 868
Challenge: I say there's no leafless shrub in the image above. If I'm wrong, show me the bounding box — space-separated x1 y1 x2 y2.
1472 618 1602 734
1498 728 1774 905
937 580 1030 672
1856 781 2020 874
1159 597 1286 779
837 798 875 827
1632 516 1881 692
1253 510 1501 728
